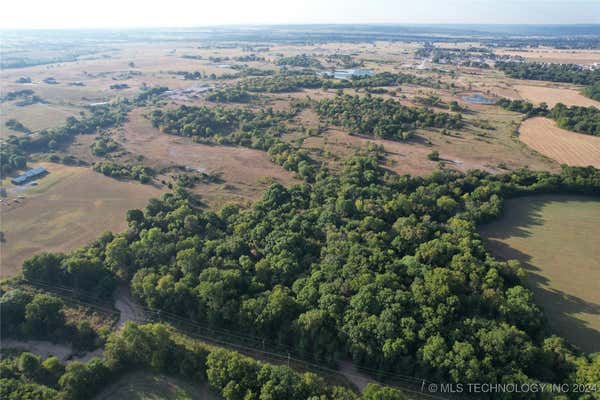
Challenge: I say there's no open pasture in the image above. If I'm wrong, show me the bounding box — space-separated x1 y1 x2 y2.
0 162 163 277
519 117 600 168
117 110 299 206
480 195 600 353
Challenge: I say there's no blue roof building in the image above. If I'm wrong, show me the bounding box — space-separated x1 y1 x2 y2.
11 167 48 185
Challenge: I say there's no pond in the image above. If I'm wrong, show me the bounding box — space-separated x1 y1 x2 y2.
461 92 497 104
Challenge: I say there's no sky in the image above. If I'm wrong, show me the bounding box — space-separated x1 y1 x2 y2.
1 0 599 29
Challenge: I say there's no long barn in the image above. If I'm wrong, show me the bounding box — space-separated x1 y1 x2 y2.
11 167 48 185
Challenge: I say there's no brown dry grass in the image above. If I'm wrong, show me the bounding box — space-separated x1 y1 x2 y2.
117 110 299 206
519 117 600 168
494 48 600 64
513 84 600 107
0 162 163 277
480 195 600 352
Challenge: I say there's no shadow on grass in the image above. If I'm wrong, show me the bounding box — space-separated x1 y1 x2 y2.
481 195 600 353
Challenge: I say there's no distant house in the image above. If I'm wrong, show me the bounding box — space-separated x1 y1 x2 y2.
11 167 48 185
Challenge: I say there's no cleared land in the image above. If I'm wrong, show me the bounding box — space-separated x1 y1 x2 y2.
117 110 299 206
93 371 219 400
480 195 600 353
0 163 163 277
513 84 600 107
519 117 600 168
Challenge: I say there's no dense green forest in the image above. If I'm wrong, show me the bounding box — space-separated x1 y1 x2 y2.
497 98 600 136
583 82 600 101
315 94 462 140
496 61 600 85
2 322 401 400
19 145 600 396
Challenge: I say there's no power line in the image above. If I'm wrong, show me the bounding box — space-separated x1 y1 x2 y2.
21 278 459 399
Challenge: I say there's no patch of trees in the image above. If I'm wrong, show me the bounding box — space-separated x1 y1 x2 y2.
150 105 318 181
134 86 168 105
326 54 363 68
5 119 31 134
206 88 253 103
93 161 155 183
277 54 323 68
109 83 129 90
238 73 324 92
497 98 600 136
549 103 600 136
15 76 32 83
2 89 34 102
496 61 600 85
236 72 443 94
0 289 102 351
0 102 129 175
1 89 44 107
233 54 265 62
0 322 378 400
583 82 600 101
90 134 121 156
315 94 462 140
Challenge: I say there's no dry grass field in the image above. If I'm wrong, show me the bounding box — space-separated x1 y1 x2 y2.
513 84 600 107
0 163 163 277
480 195 600 353
117 110 300 206
519 117 600 168
494 48 600 64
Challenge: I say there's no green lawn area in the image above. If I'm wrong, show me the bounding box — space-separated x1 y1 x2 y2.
479 194 600 353
93 371 221 400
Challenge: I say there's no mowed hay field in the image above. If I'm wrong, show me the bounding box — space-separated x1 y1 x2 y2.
519 117 600 168
480 195 600 353
93 371 219 400
513 84 600 108
0 163 163 277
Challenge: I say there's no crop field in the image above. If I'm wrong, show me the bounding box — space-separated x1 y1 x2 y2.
93 371 219 400
0 163 163 277
513 84 600 107
519 117 600 168
480 194 600 353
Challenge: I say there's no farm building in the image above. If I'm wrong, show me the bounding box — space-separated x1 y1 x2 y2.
11 167 48 185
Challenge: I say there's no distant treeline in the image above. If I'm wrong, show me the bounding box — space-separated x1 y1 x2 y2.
496 61 600 85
